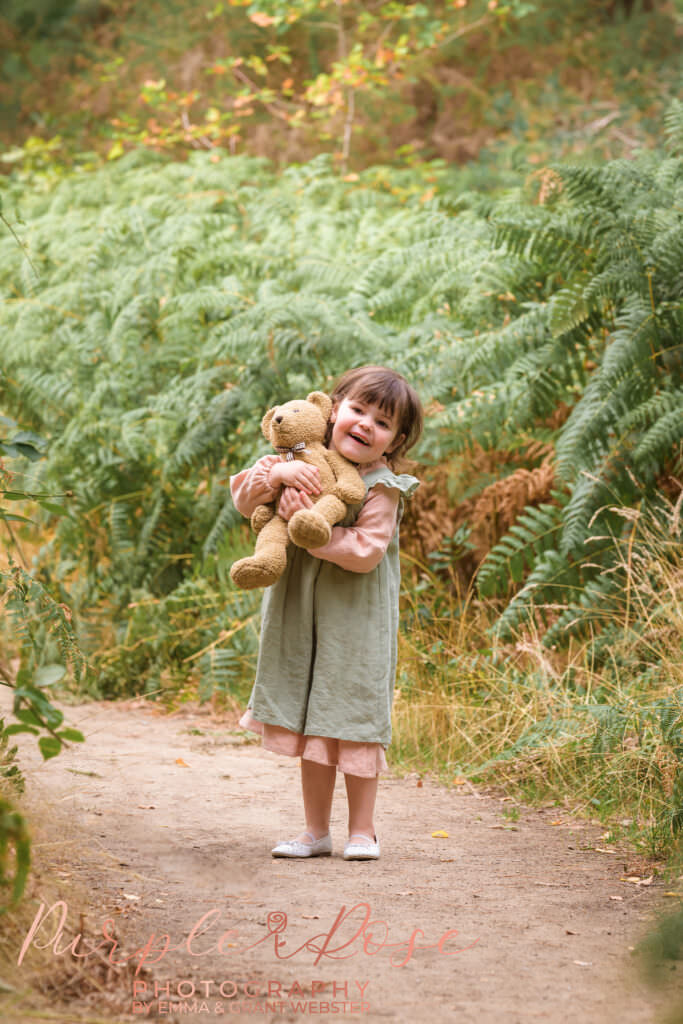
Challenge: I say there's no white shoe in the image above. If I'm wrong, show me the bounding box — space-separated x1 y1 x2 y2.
343 833 380 860
271 831 332 858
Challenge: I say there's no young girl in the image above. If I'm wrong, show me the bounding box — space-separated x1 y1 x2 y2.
230 365 423 860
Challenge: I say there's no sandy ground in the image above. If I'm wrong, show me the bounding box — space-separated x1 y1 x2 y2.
2 695 682 1024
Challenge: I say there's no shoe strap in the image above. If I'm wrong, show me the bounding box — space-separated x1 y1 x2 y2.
347 833 376 844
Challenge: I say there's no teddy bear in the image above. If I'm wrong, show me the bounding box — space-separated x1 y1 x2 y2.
230 391 366 590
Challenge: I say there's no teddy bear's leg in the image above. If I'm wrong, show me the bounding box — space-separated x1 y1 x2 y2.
288 494 347 550
230 516 290 589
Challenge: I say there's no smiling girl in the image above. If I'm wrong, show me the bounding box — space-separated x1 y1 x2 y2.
230 366 423 860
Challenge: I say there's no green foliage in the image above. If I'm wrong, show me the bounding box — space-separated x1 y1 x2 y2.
453 137 683 643
0 796 30 914
0 417 85 909
0 149 492 693
0 111 680 698
476 499 566 596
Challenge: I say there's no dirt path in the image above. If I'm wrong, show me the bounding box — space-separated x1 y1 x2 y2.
3 696 680 1023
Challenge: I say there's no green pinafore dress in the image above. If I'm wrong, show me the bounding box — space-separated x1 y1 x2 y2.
246 465 419 747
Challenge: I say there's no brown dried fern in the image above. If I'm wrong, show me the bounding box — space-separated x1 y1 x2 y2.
401 449 557 573
469 456 556 563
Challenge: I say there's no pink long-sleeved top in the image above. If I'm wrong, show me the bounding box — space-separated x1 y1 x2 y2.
229 454 400 572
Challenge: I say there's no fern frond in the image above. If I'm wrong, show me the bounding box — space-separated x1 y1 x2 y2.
477 502 565 597
633 408 683 478
664 98 683 155
493 549 582 640
541 571 623 647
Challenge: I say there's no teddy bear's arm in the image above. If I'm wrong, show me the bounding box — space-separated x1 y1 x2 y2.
324 450 366 504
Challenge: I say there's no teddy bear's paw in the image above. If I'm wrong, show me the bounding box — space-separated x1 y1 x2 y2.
230 556 283 590
288 510 332 549
336 480 366 504
251 505 274 534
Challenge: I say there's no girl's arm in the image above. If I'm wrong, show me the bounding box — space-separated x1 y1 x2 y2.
229 455 281 518
308 485 400 573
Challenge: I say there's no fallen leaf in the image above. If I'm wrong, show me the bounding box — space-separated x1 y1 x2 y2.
431 830 449 839
138 804 155 809
609 896 624 901
664 892 683 898
594 847 617 854
175 757 190 767
302 915 319 920
416 779 423 787
573 960 592 967
123 894 140 901
565 929 579 935
396 891 415 896
550 820 564 826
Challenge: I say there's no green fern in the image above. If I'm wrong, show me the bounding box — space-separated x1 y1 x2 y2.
0 111 680 690
477 501 566 598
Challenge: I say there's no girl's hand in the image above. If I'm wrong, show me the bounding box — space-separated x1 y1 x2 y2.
269 460 321 494
278 487 314 521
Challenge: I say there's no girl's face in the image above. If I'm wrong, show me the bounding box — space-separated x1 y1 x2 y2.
329 395 404 466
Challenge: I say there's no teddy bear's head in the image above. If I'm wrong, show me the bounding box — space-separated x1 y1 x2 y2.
261 391 332 451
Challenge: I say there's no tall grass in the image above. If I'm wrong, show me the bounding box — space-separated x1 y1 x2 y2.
393 492 683 855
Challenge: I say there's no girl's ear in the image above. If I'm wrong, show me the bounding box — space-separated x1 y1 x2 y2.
329 401 339 423
385 432 406 455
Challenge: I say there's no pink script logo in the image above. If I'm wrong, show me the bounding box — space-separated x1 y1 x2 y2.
18 901 479 973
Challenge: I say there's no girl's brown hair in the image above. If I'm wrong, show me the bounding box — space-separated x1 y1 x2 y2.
328 365 423 470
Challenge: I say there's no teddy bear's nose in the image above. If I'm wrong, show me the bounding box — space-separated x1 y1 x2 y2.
274 414 283 424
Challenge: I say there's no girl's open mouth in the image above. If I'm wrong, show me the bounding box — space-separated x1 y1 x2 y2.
349 432 369 445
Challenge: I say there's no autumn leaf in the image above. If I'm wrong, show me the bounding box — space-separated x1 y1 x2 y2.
249 11 276 27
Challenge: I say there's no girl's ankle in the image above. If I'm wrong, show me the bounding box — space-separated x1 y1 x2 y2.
302 827 329 842
347 828 375 842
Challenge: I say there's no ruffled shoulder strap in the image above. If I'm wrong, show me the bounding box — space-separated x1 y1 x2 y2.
361 465 419 498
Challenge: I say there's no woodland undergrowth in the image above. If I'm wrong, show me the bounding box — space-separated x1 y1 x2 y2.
1 0 680 172
0 101 681 860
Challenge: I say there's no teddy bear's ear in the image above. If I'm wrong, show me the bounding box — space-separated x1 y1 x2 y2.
306 391 332 420
261 406 277 439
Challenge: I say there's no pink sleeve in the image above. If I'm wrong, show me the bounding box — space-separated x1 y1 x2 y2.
308 485 399 573
230 455 281 518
